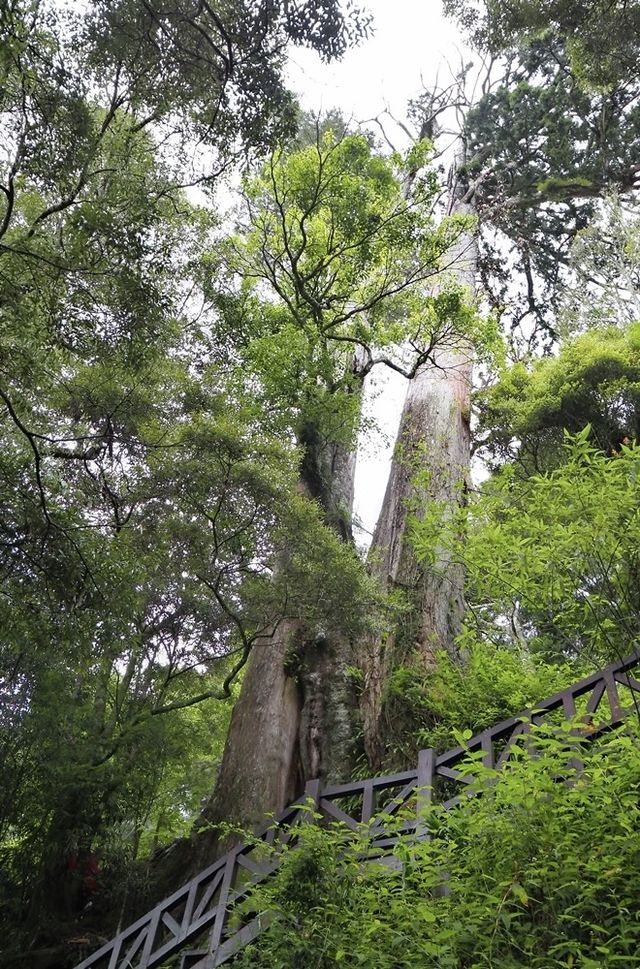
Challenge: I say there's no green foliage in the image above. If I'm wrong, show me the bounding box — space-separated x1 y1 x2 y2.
384 643 573 759
559 195 640 335
85 0 371 157
431 435 640 664
236 725 640 968
220 128 481 461
9 4 640 965
445 0 640 89
476 325 640 470
0 2 379 951
440 16 640 339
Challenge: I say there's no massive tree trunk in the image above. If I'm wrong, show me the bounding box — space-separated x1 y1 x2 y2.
361 159 477 770
145 428 360 897
197 449 357 818
189 382 363 868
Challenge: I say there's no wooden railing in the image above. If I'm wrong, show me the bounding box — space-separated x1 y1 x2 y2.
73 651 640 969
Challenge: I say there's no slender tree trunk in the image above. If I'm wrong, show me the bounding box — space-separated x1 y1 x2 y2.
361 160 477 770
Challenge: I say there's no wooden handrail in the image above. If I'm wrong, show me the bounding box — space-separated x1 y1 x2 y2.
73 651 640 969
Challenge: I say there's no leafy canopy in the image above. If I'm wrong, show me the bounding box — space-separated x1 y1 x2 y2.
410 434 640 665
219 129 488 469
0 2 379 948
476 325 640 471
445 0 640 89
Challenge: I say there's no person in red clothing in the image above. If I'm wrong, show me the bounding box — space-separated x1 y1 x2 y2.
65 849 101 914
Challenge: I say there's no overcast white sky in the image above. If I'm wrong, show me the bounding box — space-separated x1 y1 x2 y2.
285 1 464 543
287 1 462 130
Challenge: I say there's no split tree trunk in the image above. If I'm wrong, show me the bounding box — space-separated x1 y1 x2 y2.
361 161 477 770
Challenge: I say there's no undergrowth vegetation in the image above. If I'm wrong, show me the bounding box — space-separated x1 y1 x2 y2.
237 723 640 968
383 643 575 762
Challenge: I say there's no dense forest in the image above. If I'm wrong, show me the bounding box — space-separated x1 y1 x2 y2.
1 1 640 966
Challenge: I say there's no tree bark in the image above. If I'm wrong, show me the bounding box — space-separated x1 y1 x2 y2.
194 619 304 843
361 160 477 770
145 440 359 893
189 372 364 867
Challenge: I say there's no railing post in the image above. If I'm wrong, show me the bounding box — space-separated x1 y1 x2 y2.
207 854 236 959
416 748 434 840
302 777 322 824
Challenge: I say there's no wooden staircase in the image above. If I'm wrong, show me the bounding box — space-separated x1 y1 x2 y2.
73 651 640 969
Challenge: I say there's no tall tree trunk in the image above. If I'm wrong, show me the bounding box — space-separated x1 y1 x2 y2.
361 159 477 770
145 437 359 896
191 381 364 866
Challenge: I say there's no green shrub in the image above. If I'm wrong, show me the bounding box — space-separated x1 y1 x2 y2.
237 722 640 968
